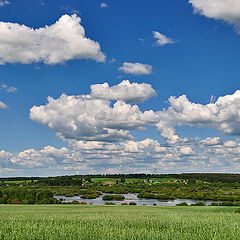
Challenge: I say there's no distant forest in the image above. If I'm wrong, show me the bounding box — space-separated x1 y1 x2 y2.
1 173 240 184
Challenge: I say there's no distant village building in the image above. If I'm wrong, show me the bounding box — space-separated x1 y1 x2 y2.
103 181 115 186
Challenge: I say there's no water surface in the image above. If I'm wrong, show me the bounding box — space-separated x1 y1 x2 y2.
54 193 218 206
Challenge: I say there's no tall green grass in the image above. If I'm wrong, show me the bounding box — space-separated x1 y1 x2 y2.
0 205 239 240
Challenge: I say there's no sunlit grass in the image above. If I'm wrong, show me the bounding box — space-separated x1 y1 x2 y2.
0 205 239 240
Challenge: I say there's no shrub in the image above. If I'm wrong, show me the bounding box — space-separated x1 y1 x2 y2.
65 193 75 197
121 202 128 205
105 202 115 205
210 202 219 206
102 195 113 201
36 198 50 204
71 200 80 204
11 200 21 204
220 201 234 206
153 203 157 206
137 192 155 199
80 201 87 205
190 202 206 206
102 195 125 201
176 202 188 206
129 202 137 205
120 177 125 183
112 195 125 201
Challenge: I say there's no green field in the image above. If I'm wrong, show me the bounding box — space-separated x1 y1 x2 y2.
4 180 38 184
0 205 240 240
90 177 180 183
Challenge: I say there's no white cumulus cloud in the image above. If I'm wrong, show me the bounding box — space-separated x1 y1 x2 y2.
153 31 174 46
179 146 194 155
0 14 106 65
101 3 107 8
156 90 240 143
0 101 7 109
224 140 238 148
0 1 10 7
119 62 152 75
201 137 222 146
6 86 17 93
90 80 156 103
3 136 240 174
189 0 240 33
0 150 12 167
11 146 76 168
30 92 158 142
1 84 17 93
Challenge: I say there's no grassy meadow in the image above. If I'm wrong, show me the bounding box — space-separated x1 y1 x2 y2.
0 205 240 240
89 177 181 183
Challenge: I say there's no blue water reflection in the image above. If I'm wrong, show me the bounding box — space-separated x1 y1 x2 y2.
54 193 218 206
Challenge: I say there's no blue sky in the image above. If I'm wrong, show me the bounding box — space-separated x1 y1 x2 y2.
1 0 240 176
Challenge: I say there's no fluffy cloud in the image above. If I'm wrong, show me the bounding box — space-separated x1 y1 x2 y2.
0 101 7 109
119 62 152 75
30 91 158 142
101 3 107 8
189 0 240 32
224 140 238 148
11 146 78 168
0 14 105 65
30 81 240 145
0 1 10 7
0 150 12 167
90 80 156 103
4 136 240 175
201 137 222 146
179 146 194 155
153 31 174 46
26 81 240 174
156 90 240 142
1 84 17 93
6 86 17 93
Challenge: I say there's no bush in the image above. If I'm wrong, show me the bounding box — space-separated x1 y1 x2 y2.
81 193 99 199
102 195 125 201
36 198 50 204
210 202 219 206
36 190 54 204
105 202 115 205
11 200 21 204
153 203 157 206
102 195 113 200
121 202 128 205
220 201 234 206
112 195 125 201
71 200 80 204
129 202 137 205
176 202 188 206
65 193 75 197
190 202 206 206
137 192 155 199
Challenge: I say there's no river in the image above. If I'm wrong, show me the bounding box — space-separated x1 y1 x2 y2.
54 193 218 206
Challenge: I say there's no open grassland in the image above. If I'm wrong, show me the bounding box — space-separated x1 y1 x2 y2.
90 177 181 183
0 205 240 240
